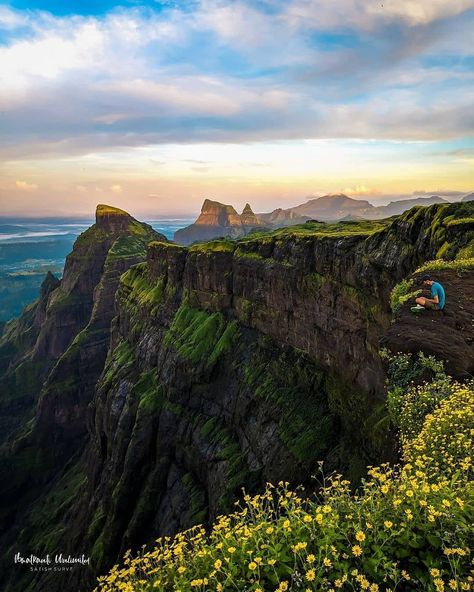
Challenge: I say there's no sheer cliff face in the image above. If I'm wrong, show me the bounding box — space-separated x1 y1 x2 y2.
0 206 166 592
0 201 472 592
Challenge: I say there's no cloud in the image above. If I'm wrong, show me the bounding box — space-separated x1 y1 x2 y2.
283 0 474 29
110 184 123 193
412 189 466 197
15 179 38 190
343 185 380 196
0 1 473 162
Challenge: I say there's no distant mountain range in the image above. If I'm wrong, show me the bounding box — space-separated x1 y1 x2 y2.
259 193 452 225
173 193 473 244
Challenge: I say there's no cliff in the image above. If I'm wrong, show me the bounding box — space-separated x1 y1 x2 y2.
0 206 165 591
174 199 266 245
0 201 472 592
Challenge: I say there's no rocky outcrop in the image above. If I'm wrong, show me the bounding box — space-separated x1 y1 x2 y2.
174 199 265 245
0 201 473 592
382 266 474 378
0 206 165 592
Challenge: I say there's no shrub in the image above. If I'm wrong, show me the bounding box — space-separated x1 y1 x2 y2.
382 350 445 392
389 279 421 313
94 377 474 592
415 258 474 273
403 382 474 478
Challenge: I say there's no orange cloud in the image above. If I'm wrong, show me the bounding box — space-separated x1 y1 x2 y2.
16 179 38 191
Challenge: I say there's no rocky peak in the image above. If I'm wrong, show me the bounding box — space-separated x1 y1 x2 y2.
34 271 60 326
95 204 134 232
241 202 262 226
195 199 242 227
39 271 60 299
175 199 266 244
31 205 164 361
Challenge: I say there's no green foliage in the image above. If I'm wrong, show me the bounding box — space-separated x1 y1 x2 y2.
403 382 473 477
239 218 389 243
456 243 474 259
164 305 238 368
389 376 455 443
389 279 421 313
96 375 474 592
415 258 474 273
382 350 445 392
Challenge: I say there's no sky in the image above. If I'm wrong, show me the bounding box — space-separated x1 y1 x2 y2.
0 0 473 218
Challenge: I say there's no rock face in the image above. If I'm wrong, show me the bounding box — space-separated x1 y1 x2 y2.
0 205 165 592
0 271 60 443
174 199 265 245
0 201 472 592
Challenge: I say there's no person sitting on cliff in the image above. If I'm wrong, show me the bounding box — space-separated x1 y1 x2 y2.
415 274 446 311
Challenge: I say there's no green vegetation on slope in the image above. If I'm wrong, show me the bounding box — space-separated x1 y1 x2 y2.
390 278 421 313
163 304 239 369
95 354 473 592
240 219 390 242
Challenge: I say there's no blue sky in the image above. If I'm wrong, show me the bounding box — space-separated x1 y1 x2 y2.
0 0 473 216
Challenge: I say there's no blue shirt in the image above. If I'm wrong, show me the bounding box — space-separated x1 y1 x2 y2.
431 281 445 309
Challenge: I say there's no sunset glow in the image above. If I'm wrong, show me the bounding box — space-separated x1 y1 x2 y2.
1 1 473 217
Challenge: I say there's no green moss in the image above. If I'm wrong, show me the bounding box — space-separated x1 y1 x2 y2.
120 263 165 314
189 239 236 253
101 340 135 391
134 371 165 413
195 413 250 511
304 272 326 293
435 241 451 258
240 219 389 241
445 217 474 227
108 235 148 259
234 298 256 324
148 240 186 250
181 472 207 524
243 343 337 464
164 305 238 368
48 288 80 311
233 249 268 261
23 461 87 555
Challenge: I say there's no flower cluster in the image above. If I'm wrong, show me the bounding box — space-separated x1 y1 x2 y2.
95 378 473 592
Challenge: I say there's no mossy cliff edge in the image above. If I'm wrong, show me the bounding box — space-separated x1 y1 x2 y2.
0 206 165 592
0 201 472 592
